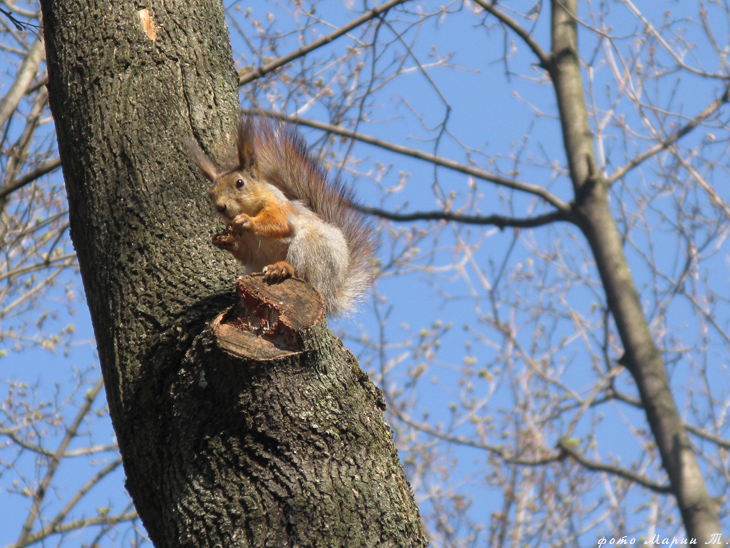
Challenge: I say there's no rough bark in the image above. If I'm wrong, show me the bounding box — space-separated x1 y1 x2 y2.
548 0 721 542
40 1 426 546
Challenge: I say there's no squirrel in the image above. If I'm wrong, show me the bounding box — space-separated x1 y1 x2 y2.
188 116 376 317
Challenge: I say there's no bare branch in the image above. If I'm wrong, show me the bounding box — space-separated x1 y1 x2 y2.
0 36 44 129
15 512 139 548
5 429 116 458
685 424 730 450
472 0 550 68
238 0 411 86
389 399 563 465
14 377 105 548
607 87 730 186
0 157 62 201
39 460 124 544
557 438 672 493
671 149 730 221
388 391 674 496
243 109 572 212
622 0 729 80
612 388 730 450
358 204 569 228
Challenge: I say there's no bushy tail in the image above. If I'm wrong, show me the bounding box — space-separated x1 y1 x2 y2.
240 117 376 315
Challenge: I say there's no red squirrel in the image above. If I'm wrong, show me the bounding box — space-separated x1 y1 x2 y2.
189 117 376 317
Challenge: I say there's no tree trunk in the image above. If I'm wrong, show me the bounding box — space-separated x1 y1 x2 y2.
549 0 721 542
39 1 426 546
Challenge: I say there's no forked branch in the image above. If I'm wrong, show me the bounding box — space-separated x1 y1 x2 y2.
238 0 411 86
607 86 730 186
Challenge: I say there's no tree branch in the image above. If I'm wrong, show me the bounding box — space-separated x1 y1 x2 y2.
15 378 105 548
0 36 44 129
40 460 124 543
387 401 563 465
607 87 730 186
685 424 730 450
557 438 672 493
6 429 115 458
621 0 729 81
472 0 551 68
611 389 730 450
382 387 671 493
243 109 572 212
357 204 569 228
238 0 411 86
0 157 62 201
17 512 139 548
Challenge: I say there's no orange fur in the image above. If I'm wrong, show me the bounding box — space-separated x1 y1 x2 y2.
245 201 296 240
189 116 376 316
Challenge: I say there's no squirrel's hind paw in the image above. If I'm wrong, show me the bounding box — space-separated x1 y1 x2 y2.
263 261 296 284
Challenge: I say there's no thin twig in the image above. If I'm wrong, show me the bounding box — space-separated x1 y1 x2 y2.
607 87 730 186
15 378 105 548
621 0 728 80
239 0 411 86
43 460 123 541
472 0 551 68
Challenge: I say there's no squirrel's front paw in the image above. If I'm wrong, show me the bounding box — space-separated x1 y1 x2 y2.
212 231 236 251
230 214 253 236
263 261 296 283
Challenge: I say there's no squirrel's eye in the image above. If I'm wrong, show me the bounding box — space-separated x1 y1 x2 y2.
235 179 244 189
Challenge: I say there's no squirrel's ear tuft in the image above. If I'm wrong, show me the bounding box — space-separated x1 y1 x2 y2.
237 117 259 177
186 137 220 183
